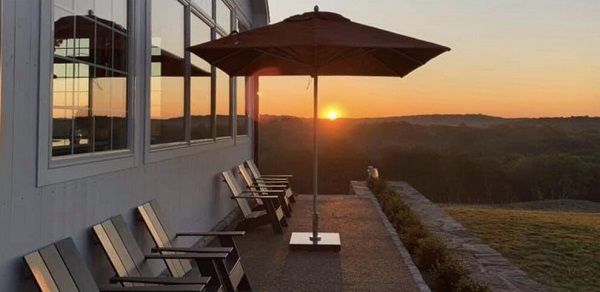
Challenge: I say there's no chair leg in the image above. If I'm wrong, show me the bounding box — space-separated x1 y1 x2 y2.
264 199 284 234
237 274 252 291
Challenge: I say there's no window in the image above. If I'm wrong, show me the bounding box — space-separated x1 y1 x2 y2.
191 0 211 16
52 0 129 157
190 15 212 141
215 68 231 138
216 0 231 32
236 20 248 136
236 77 247 136
150 0 185 145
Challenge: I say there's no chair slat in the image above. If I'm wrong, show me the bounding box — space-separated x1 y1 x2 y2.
24 251 60 292
237 165 264 204
54 238 100 292
245 160 262 181
147 201 193 272
39 245 79 292
110 216 155 277
92 224 136 287
101 220 144 279
138 203 187 277
222 171 253 216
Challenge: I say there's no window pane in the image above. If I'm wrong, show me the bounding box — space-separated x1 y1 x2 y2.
150 0 185 144
216 69 230 137
191 15 212 140
52 0 129 157
216 0 231 32
192 0 212 17
236 77 247 136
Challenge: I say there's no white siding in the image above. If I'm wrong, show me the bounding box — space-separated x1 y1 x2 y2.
0 0 265 290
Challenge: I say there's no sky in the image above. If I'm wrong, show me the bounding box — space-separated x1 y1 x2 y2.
258 0 600 118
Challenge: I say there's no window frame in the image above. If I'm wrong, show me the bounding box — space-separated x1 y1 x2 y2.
145 0 249 163
37 0 137 186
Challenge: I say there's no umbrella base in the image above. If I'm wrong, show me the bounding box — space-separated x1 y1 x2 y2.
289 232 341 252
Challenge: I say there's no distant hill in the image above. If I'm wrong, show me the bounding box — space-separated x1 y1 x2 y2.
260 114 600 130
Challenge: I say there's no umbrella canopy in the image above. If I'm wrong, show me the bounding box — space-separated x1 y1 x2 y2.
190 7 449 250
189 9 450 77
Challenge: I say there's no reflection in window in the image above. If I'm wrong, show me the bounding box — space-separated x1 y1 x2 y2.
190 15 212 140
151 0 185 145
216 69 231 138
216 0 231 32
52 0 129 157
236 77 247 136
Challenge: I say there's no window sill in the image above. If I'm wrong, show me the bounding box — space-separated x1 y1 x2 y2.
38 151 135 186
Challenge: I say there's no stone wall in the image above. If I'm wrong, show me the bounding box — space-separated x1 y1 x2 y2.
389 181 546 292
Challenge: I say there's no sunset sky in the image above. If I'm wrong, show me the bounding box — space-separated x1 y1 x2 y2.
259 0 600 118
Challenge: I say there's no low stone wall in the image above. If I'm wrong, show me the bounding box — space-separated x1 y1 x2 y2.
388 181 546 292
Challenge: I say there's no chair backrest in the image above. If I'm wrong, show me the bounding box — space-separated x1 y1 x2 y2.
137 200 193 277
244 160 262 180
24 238 100 292
93 216 157 285
222 170 253 217
237 165 264 204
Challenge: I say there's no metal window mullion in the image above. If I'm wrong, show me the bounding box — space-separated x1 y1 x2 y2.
184 4 191 144
54 56 128 76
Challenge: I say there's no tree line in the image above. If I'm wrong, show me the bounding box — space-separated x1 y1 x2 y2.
259 116 600 203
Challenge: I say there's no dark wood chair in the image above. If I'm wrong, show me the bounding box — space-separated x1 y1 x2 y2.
237 164 292 217
24 237 207 292
137 200 252 292
93 216 232 292
221 170 287 234
244 160 296 203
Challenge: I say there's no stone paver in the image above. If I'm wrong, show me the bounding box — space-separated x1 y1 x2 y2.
389 181 546 292
235 194 420 292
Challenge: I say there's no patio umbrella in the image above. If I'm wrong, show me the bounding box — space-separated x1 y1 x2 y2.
190 6 450 251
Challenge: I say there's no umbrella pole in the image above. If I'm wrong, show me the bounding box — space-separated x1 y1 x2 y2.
311 75 320 242
289 75 338 251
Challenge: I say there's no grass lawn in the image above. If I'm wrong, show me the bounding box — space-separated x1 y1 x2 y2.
442 206 600 292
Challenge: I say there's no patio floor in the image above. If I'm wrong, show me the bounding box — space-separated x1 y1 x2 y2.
234 194 421 292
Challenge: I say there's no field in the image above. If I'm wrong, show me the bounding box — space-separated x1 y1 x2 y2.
443 202 600 292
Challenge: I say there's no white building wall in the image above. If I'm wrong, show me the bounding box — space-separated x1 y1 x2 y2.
0 0 264 290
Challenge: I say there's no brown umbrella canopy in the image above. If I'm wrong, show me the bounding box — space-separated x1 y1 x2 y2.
189 10 450 77
189 8 450 250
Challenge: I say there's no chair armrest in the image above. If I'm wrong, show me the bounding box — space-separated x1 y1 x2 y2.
110 276 211 285
261 174 293 178
253 178 289 182
100 285 206 292
241 190 282 194
176 231 245 237
146 253 228 260
250 183 288 188
151 246 233 254
232 195 279 199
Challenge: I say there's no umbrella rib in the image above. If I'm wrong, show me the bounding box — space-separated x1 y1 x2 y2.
317 48 365 70
387 48 426 66
359 48 402 76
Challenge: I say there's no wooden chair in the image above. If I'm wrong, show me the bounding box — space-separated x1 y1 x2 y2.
93 216 232 292
221 170 287 234
24 237 207 292
244 160 296 203
237 164 292 217
137 200 252 292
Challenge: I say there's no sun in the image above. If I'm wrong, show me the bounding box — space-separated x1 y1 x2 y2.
327 111 338 120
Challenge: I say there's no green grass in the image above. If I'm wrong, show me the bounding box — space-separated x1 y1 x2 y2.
443 206 600 292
